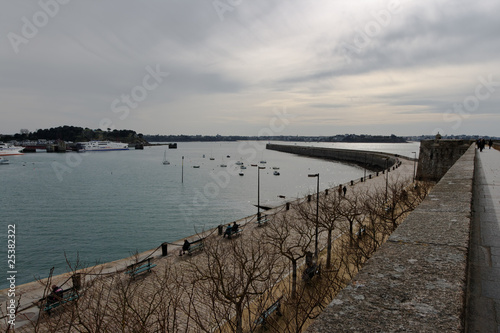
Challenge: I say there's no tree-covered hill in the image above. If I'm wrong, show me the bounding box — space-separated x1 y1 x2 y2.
1 126 146 144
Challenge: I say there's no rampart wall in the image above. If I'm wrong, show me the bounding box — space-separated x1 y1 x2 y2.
307 143 476 332
416 139 472 182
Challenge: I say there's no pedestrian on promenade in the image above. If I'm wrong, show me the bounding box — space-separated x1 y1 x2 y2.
480 138 486 152
343 186 347 196
488 139 493 149
338 185 342 196
179 239 190 256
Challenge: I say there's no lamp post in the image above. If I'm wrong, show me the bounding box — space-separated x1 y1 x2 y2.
385 158 389 202
364 153 367 181
308 173 319 258
412 151 417 182
256 165 265 221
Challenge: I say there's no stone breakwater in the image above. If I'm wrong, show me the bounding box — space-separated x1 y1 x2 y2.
307 143 475 332
266 143 401 171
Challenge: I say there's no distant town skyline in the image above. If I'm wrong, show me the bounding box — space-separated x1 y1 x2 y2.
2 1 499 137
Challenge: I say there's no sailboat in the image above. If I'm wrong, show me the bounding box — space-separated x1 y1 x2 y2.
220 155 227 167
162 151 170 165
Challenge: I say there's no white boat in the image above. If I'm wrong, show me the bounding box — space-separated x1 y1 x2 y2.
273 167 280 170
0 143 24 156
162 151 170 165
240 165 246 169
76 141 128 151
0 157 9 165
273 171 280 176
235 161 243 165
220 164 227 167
260 160 267 164
239 172 244 176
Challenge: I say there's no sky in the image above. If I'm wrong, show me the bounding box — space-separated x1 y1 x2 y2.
1 0 499 137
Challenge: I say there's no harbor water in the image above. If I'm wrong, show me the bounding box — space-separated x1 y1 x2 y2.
0 141 419 289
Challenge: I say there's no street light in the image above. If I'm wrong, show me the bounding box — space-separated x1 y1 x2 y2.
256 165 266 222
412 151 417 182
364 153 367 181
385 158 389 202
308 173 319 258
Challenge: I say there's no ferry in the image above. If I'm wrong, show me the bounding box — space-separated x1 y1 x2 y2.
0 143 24 156
76 141 129 152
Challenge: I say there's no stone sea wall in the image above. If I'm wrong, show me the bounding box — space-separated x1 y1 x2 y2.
307 143 475 332
266 144 400 171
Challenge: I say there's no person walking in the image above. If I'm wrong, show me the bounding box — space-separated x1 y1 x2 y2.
342 186 347 196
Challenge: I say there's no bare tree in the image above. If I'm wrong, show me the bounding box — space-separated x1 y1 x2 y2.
337 188 365 247
263 211 315 299
296 191 343 269
186 235 283 333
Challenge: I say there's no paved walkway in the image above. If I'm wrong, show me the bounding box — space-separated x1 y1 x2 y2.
467 147 500 332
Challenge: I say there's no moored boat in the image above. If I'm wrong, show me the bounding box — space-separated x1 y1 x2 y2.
0 143 24 156
76 141 129 152
162 150 170 165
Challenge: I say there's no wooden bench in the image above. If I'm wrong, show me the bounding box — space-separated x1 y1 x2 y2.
254 297 283 328
188 239 204 255
42 288 79 314
223 226 242 239
255 218 269 227
125 258 156 279
302 263 321 282
356 226 366 238
228 228 242 239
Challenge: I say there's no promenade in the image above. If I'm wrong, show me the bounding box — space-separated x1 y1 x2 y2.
1 156 415 331
467 147 500 332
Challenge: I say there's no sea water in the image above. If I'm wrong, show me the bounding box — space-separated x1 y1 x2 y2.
0 141 419 288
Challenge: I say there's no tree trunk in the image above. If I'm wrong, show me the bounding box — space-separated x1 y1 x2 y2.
349 220 353 247
235 302 243 333
326 229 332 268
292 259 297 299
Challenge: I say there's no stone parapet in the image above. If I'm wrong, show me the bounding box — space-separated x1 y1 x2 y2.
307 143 475 332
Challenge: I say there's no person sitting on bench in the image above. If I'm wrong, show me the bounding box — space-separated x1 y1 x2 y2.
47 285 64 304
223 225 232 238
232 222 239 233
179 239 190 256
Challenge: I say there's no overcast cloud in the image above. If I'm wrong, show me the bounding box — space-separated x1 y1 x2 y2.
1 0 499 136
